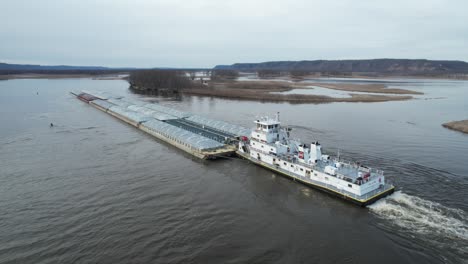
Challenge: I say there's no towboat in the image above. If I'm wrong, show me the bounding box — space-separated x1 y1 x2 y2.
237 113 395 206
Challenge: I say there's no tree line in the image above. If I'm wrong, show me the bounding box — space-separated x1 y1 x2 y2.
210 69 239 80
128 70 194 95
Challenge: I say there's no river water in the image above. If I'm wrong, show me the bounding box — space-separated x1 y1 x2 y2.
0 78 467 263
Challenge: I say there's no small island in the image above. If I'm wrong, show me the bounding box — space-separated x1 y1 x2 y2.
127 69 421 103
442 120 468 134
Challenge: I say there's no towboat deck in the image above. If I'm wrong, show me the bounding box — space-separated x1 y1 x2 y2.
275 152 383 184
237 151 394 204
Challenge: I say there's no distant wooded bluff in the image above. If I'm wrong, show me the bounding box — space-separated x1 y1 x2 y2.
0 62 131 75
214 59 468 76
0 62 206 75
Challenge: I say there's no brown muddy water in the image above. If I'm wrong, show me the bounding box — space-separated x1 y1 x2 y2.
0 78 467 263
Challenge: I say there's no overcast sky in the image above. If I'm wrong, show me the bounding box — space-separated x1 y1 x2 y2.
1 0 467 68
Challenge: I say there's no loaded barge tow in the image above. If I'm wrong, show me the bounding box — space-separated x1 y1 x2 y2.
73 91 394 206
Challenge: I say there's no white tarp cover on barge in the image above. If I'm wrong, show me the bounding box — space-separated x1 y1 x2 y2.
90 99 115 110
142 120 224 151
186 115 251 137
144 103 191 118
121 98 146 106
127 105 179 121
81 90 119 100
80 90 248 144
107 98 133 108
108 106 152 123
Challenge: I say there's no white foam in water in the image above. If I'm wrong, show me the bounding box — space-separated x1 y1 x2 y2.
368 191 468 241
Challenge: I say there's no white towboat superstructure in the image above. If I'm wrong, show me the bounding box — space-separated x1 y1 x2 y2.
237 113 394 206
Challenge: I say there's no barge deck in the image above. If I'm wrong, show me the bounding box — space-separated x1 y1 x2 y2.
73 91 239 159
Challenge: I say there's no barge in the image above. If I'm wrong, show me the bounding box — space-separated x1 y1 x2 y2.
73 91 238 159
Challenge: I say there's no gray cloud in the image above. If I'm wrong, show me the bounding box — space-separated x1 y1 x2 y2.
1 0 467 67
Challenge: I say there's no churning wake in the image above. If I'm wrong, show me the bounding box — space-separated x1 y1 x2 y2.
368 191 468 242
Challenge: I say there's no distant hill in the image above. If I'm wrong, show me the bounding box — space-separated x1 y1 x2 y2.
0 62 112 71
0 62 140 75
0 62 211 75
214 59 468 75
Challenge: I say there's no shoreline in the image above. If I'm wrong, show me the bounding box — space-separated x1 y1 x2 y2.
442 120 468 134
306 82 423 95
